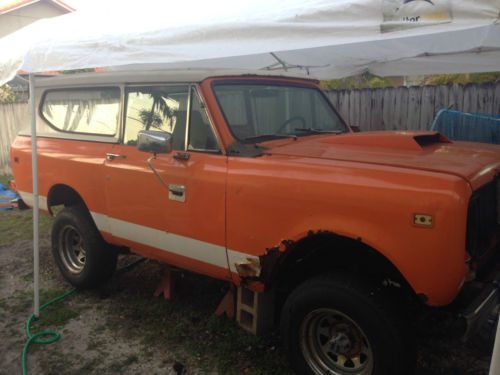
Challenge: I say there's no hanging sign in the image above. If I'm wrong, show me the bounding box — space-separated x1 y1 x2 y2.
382 0 452 32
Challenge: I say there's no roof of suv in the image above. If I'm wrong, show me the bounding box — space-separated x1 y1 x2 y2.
34 69 318 88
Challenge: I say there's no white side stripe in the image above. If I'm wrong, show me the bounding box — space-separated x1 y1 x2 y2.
14 191 260 274
91 212 259 273
18 191 48 211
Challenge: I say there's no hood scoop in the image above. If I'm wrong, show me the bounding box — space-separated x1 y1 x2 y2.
413 133 451 148
321 131 451 151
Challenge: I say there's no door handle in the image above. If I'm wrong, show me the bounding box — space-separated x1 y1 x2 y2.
106 153 127 161
168 184 186 202
174 152 190 161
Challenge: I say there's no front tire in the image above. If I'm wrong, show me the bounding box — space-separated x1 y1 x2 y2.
280 274 412 375
51 206 117 288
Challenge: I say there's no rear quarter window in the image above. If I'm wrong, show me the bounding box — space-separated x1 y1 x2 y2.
41 88 120 136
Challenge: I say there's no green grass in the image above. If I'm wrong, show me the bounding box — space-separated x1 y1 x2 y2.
32 304 80 329
0 209 53 246
0 174 53 246
100 271 293 375
4 288 75 316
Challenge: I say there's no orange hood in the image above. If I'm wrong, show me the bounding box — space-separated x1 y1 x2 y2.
263 131 500 189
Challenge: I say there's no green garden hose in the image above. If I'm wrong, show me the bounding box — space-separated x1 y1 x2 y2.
21 257 145 375
22 289 76 375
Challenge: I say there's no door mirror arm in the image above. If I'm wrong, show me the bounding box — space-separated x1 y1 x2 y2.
147 155 170 193
136 130 173 192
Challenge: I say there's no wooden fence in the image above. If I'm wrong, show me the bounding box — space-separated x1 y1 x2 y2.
0 102 28 175
326 82 500 131
0 82 499 175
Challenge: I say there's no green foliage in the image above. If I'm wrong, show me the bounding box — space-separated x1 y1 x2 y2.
321 72 396 90
424 72 500 85
322 71 500 90
0 84 19 103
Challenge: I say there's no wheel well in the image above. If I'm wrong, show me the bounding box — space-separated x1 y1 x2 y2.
271 232 419 319
47 184 87 216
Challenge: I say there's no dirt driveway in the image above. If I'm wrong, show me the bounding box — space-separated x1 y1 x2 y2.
0 207 497 375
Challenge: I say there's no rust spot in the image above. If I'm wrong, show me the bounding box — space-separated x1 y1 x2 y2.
259 245 289 284
235 258 261 278
279 239 294 252
236 239 296 285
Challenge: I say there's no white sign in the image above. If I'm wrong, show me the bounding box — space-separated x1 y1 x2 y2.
382 0 452 32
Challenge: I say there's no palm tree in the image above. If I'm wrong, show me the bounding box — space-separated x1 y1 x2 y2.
138 110 164 130
141 88 173 130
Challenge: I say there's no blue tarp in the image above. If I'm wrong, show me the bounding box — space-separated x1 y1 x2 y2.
431 108 500 144
0 183 18 211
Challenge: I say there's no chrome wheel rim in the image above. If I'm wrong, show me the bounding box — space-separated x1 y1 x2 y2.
300 308 374 375
59 225 86 274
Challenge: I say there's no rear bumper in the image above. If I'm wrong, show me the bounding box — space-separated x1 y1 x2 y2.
460 273 500 341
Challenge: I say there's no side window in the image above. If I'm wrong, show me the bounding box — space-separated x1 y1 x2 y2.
124 86 189 150
41 88 120 136
188 89 219 152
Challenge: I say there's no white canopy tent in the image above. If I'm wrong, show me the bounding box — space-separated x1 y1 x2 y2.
0 0 499 369
0 0 499 84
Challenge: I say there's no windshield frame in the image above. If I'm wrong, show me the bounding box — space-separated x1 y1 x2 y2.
211 79 349 144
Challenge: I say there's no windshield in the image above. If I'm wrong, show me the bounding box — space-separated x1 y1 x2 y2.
213 83 347 142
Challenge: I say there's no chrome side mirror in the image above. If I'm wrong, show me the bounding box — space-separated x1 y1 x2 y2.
137 130 173 154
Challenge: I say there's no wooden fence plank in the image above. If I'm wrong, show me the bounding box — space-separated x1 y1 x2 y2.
370 89 384 130
394 87 409 130
434 84 449 113
477 83 494 114
420 85 435 130
407 86 421 130
448 83 464 112
382 87 396 130
463 84 478 113
338 90 350 124
495 83 500 114
359 89 372 130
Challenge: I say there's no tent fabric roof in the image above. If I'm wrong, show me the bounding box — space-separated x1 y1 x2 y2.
0 0 499 85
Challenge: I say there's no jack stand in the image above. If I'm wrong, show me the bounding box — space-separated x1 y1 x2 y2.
215 284 235 319
154 266 176 300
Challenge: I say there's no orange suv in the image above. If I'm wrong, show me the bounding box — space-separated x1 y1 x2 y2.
10 71 500 375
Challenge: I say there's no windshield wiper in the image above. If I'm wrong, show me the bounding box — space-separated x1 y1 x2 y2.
242 134 298 143
295 128 345 134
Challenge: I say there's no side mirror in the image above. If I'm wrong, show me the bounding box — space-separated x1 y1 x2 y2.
350 125 361 133
137 130 173 154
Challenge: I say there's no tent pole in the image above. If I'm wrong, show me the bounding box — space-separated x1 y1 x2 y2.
490 311 500 375
29 73 40 318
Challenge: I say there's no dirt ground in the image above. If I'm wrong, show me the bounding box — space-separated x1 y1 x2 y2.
0 208 497 375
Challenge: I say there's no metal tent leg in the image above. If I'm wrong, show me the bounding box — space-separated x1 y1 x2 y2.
29 74 40 318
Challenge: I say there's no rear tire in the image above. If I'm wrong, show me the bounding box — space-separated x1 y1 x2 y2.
280 274 413 375
51 206 117 288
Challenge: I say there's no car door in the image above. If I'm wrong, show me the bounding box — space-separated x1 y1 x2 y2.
104 84 230 280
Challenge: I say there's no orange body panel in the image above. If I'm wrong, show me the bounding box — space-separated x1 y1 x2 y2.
10 75 500 307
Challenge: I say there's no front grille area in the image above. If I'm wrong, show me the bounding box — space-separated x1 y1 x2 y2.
466 178 498 259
